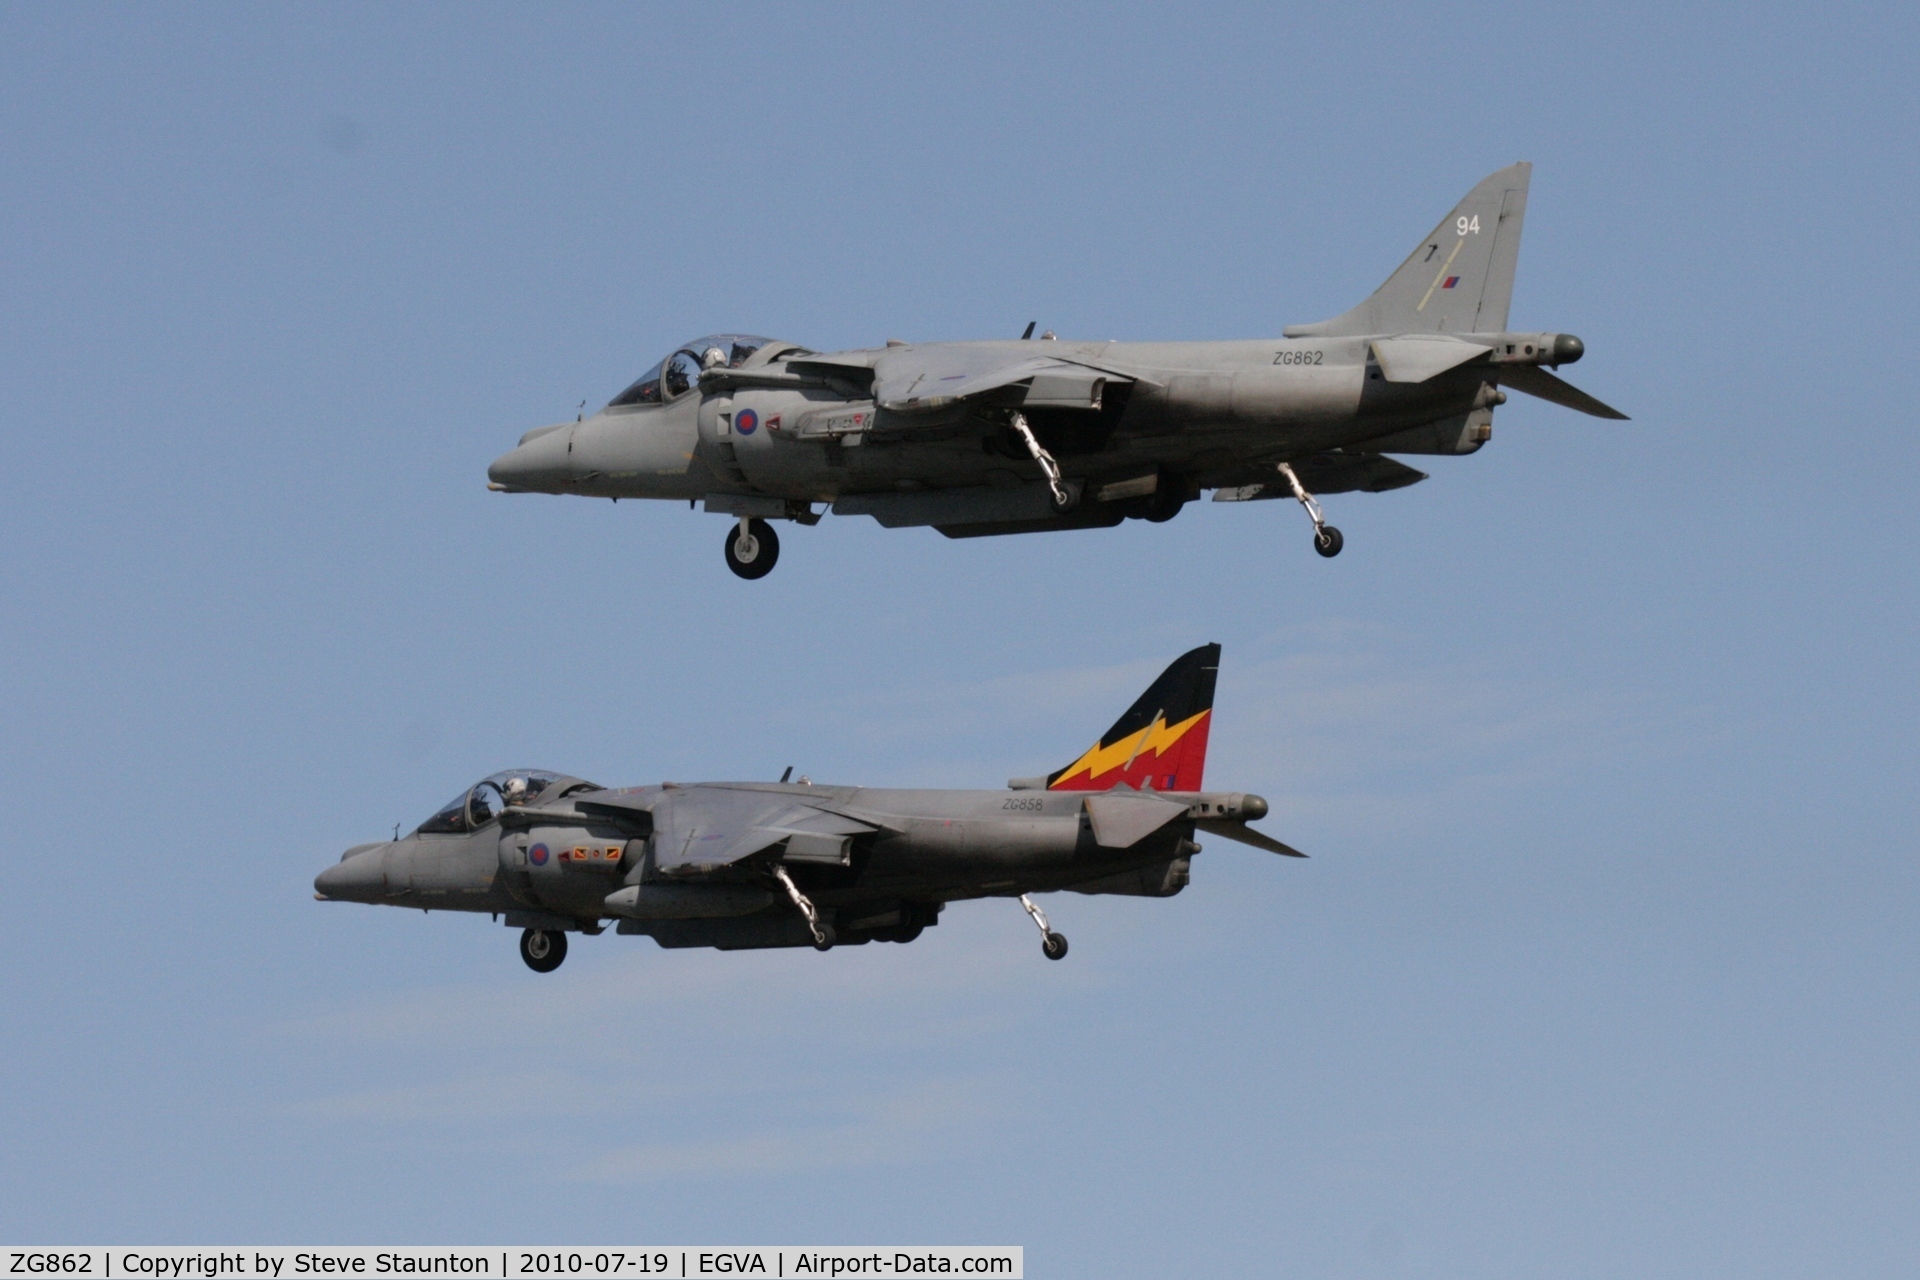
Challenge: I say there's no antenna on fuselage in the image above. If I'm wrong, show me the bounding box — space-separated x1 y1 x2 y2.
780 766 793 783
576 400 586 421
392 822 400 841
1021 321 1036 340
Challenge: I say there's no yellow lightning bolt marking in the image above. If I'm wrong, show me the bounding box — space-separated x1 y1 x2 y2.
1049 710 1209 788
1416 235 1467 313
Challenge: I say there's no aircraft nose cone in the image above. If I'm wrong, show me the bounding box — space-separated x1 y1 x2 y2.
488 426 572 491
315 845 389 903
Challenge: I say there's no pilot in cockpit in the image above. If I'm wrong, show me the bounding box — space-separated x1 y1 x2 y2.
502 776 534 807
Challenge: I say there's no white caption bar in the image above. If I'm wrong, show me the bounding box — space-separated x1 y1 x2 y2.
3 1251 1021 1280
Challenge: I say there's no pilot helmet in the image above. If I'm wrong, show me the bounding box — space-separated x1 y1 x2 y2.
502 776 531 805
701 346 727 370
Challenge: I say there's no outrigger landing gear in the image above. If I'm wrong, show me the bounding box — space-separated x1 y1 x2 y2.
1276 462 1343 558
724 517 780 579
774 864 835 950
1020 893 1069 960
519 927 567 973
1008 411 1076 513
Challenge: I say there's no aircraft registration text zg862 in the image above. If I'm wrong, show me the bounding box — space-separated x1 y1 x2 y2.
9 1257 93 1275
518 1257 668 1276
1272 350 1324 365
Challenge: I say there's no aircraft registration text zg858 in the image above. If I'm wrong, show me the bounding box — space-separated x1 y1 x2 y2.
518 1257 668 1276
1272 350 1324 365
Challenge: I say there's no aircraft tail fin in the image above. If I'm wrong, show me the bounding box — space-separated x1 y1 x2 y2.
1286 162 1532 339
1044 644 1220 792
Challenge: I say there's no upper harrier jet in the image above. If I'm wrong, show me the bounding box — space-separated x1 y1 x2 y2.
488 163 1624 578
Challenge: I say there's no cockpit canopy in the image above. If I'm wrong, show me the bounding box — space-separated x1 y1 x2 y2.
607 334 779 407
415 769 581 835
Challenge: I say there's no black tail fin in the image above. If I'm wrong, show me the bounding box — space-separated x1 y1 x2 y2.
1046 644 1220 792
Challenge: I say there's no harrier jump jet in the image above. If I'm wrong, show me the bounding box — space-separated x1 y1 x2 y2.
314 645 1298 970
487 163 1624 577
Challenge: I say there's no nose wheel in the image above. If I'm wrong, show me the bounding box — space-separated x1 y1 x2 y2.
519 927 567 973
1020 893 1069 961
1277 462 1342 558
724 517 780 579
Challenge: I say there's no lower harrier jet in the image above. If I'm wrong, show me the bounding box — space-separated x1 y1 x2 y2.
488 162 1624 578
314 645 1298 970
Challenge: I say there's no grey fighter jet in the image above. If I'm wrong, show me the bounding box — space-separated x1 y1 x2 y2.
314 645 1298 970
488 163 1624 578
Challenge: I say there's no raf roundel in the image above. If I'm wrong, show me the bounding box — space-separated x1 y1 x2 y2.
529 842 549 867
736 408 758 435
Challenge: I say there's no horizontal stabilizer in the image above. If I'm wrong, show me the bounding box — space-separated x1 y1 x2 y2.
1497 364 1628 419
1371 336 1492 383
1196 819 1307 858
1084 791 1191 848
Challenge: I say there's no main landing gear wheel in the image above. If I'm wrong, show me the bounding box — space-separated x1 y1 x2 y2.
1145 475 1186 523
1020 893 1069 962
1277 461 1345 560
724 517 779 579
520 927 567 973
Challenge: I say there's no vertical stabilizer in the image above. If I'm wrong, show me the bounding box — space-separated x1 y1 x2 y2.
1286 162 1531 338
1046 644 1220 792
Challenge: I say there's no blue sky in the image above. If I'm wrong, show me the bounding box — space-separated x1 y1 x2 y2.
2 3 1917 1275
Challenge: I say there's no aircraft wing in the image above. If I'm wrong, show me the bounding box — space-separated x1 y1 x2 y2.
1214 452 1428 501
837 345 1145 413
650 786 879 877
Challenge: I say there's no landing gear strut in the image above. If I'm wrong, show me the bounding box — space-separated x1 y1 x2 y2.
724 517 780 579
1276 462 1342 557
1021 893 1069 960
519 927 567 973
1009 411 1076 512
774 864 835 950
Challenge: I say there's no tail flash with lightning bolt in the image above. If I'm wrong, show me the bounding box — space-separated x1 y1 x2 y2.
1046 644 1220 792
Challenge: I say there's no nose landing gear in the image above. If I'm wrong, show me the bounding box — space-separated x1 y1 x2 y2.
519 927 567 973
1276 462 1342 558
1020 893 1069 960
724 517 780 579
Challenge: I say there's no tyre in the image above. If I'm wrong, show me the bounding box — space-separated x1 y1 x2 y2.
1042 932 1069 961
520 927 567 973
724 518 780 579
1313 525 1344 558
1145 473 1186 523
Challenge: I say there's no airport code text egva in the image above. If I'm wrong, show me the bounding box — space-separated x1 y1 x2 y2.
6 1253 1019 1279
